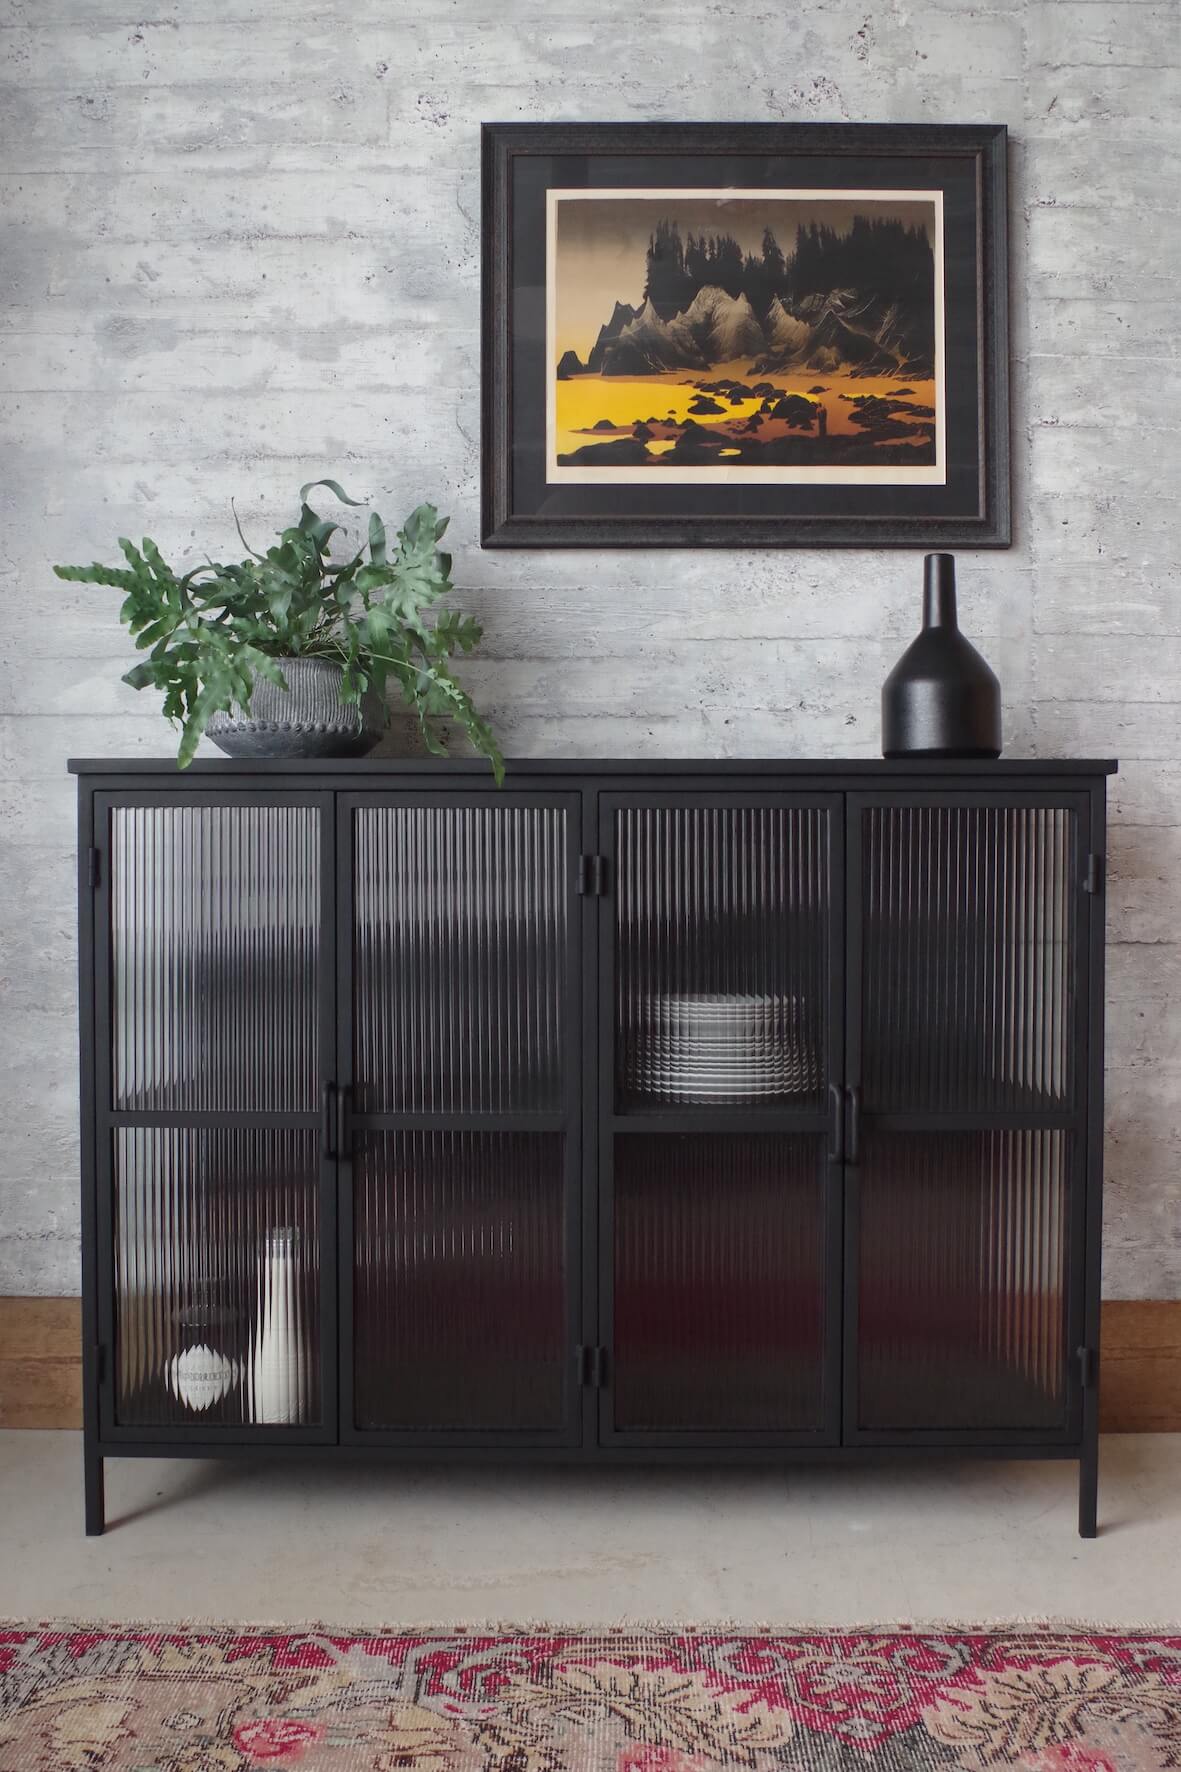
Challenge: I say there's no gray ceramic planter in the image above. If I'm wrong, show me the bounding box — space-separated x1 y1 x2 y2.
207 657 386 759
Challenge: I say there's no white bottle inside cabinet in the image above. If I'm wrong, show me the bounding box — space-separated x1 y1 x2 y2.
250 1227 305 1424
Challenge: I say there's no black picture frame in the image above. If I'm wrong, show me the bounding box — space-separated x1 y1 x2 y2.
481 121 1010 549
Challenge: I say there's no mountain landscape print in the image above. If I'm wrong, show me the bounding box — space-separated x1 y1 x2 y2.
547 190 944 483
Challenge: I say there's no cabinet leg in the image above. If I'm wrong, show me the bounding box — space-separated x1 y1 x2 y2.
84 1444 105 1537
1078 1442 1098 1539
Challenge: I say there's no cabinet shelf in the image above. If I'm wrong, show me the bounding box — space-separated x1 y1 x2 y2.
606 1108 830 1134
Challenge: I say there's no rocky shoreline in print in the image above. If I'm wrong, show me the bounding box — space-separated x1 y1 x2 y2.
559 362 936 468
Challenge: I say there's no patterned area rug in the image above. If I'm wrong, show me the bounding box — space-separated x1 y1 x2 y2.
2 1625 1181 1770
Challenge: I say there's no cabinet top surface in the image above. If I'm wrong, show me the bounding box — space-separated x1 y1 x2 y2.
68 756 1118 778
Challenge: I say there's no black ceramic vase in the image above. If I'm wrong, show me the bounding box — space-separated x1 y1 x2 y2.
881 554 1002 759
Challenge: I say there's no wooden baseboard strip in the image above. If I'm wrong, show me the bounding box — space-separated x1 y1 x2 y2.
1 1296 1179 1433
0 1297 82 1429
1095 1301 1181 1432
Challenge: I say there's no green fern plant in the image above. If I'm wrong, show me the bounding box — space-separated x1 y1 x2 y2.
55 479 503 778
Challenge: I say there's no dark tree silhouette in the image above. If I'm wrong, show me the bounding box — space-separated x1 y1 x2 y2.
633 215 935 352
785 216 933 319
642 220 695 313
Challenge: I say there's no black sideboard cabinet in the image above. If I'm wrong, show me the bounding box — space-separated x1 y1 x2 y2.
70 757 1115 1536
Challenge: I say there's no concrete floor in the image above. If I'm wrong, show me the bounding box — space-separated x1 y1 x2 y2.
2 1432 1179 1628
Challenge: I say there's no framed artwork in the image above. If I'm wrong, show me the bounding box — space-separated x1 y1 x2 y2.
481 122 1010 548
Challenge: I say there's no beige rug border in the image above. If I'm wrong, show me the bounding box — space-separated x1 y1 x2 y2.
3 1617 1180 1636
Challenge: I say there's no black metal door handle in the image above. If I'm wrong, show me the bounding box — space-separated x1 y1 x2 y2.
845 1085 862 1165
335 1083 352 1160
828 1082 845 1163
320 1082 336 1159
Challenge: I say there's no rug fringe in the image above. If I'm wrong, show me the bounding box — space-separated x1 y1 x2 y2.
3 1616 1181 1635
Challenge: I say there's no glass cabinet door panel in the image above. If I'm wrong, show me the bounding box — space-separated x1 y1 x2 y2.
855 1130 1070 1434
352 804 568 1113
615 804 833 1113
612 1133 828 1434
859 802 1078 1114
353 1132 567 1433
113 1127 322 1430
110 803 321 1113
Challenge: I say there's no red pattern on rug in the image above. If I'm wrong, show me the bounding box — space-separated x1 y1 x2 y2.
1 1626 1180 1769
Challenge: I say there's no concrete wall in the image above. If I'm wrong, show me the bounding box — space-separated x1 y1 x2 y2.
1 0 1178 1297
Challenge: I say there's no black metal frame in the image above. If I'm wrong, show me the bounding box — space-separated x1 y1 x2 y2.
89 790 341 1454
842 790 1092 1457
333 790 586 1450
596 791 845 1449
71 757 1113 1539
481 121 1011 550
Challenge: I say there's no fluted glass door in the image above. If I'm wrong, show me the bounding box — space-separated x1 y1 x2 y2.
97 794 334 1441
602 795 843 1445
845 794 1089 1442
342 794 581 1445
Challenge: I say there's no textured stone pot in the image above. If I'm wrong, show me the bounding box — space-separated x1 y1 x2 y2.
207 657 386 759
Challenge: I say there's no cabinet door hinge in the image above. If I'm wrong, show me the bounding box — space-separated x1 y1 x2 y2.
577 1345 609 1388
1077 1345 1097 1389
86 846 101 889
1083 853 1105 895
578 854 609 897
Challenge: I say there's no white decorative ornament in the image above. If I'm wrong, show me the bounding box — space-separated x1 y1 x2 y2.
167 1342 239 1413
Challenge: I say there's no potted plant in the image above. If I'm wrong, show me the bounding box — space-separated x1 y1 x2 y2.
55 478 503 779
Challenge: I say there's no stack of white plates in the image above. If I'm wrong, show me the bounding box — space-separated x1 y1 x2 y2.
624 992 816 1103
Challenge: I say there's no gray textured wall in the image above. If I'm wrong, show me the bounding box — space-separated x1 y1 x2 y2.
1 0 1178 1297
